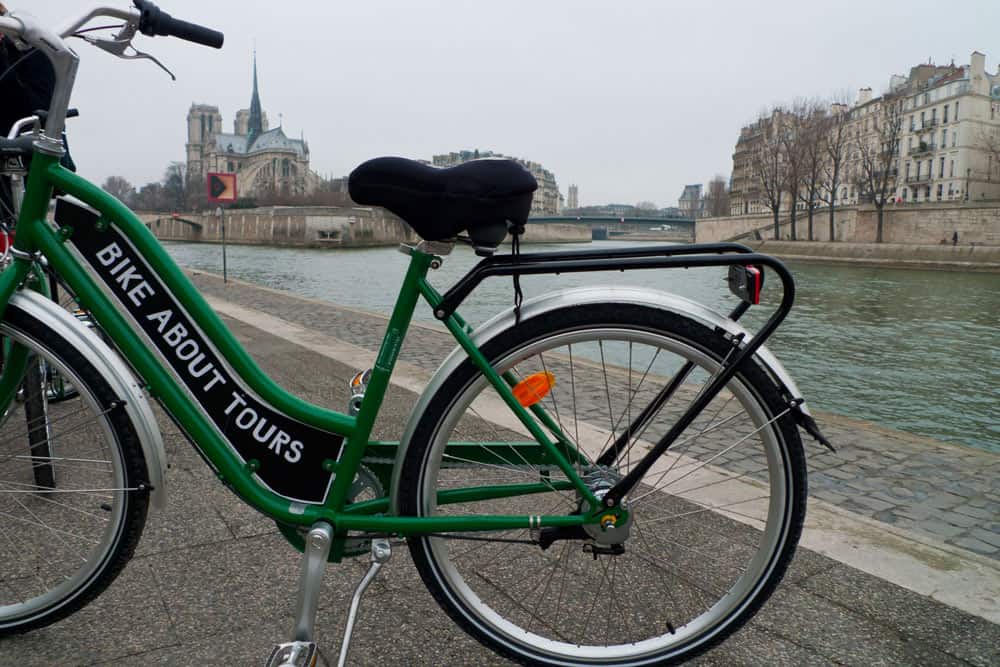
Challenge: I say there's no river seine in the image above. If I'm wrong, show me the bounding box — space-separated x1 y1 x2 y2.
164 240 999 454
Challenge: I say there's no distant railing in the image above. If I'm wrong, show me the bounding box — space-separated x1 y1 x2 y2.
909 142 936 156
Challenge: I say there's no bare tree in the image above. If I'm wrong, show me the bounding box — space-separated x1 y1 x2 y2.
794 101 827 241
101 175 135 205
818 99 851 241
132 182 166 211
162 161 187 212
750 109 786 239
855 94 903 242
705 175 730 217
779 110 804 241
978 124 1000 184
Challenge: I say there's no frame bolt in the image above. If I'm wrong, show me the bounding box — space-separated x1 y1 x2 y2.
435 309 446 319
322 459 337 472
57 226 73 241
605 497 615 507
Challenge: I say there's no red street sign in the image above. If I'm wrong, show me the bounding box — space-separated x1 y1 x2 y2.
207 172 237 203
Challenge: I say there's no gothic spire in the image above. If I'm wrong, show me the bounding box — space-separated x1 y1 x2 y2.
248 49 263 146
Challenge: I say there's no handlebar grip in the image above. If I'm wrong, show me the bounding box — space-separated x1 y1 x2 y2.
134 0 224 49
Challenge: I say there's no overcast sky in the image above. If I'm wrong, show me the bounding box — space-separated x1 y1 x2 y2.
16 1 1000 207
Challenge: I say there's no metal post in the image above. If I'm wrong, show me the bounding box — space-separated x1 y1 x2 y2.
217 205 228 283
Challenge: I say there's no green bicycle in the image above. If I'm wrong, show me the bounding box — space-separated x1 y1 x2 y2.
0 3 830 665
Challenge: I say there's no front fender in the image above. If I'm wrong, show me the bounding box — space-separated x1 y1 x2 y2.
4 291 168 509
390 286 818 513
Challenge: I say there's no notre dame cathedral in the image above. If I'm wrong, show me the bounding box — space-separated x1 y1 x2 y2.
185 56 320 201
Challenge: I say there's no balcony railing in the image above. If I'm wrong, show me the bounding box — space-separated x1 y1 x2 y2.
905 174 932 184
920 118 939 130
909 142 936 156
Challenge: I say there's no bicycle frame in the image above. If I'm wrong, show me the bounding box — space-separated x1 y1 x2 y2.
1 152 597 548
2 149 809 561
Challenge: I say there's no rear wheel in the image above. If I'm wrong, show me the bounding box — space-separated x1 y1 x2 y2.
0 306 149 634
400 304 807 665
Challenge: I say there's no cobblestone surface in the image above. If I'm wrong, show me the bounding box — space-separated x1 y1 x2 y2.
189 269 1000 559
6 273 997 666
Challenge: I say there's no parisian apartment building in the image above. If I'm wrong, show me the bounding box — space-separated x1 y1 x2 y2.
728 51 1000 216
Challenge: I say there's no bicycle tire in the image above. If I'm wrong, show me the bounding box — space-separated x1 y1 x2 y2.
0 304 149 635
22 357 56 489
399 303 807 666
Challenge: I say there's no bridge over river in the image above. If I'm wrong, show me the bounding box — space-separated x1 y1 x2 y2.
528 215 695 242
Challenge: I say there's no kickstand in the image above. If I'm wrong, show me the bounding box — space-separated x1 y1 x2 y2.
336 538 392 667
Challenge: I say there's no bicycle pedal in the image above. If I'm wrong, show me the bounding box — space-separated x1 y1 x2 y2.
265 641 318 667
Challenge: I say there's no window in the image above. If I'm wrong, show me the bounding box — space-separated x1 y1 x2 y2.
920 111 925 127
937 184 943 200
928 159 933 178
942 129 947 147
910 115 915 130
916 162 921 178
908 137 914 151
931 108 937 123
950 159 955 177
940 157 945 178
943 104 949 123
953 130 957 147
902 188 908 201
905 162 911 178
955 100 959 119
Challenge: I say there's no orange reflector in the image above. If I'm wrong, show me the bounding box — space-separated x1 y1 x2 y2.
512 371 556 407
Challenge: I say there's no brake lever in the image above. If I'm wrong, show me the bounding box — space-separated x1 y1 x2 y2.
77 22 176 81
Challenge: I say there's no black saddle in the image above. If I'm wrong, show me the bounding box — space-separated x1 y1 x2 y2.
348 157 537 249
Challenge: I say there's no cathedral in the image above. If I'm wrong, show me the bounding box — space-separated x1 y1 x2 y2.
185 57 320 201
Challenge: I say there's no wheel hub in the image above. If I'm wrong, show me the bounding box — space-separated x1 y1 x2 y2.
581 467 631 546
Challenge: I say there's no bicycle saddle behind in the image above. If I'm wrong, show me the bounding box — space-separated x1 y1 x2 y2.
348 156 537 250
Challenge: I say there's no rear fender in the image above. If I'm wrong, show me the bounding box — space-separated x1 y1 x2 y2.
390 286 827 513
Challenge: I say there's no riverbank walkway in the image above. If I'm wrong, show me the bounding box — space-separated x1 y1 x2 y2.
2 270 997 665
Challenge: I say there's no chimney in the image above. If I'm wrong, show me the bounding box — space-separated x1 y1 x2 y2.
858 87 873 105
970 51 987 94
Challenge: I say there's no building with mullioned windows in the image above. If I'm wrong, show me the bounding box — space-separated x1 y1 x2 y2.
186 56 320 201
727 50 1000 216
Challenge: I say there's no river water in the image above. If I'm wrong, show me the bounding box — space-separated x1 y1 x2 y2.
164 240 1000 454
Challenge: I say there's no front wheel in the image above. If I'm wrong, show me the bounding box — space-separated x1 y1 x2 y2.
399 304 807 665
0 306 149 634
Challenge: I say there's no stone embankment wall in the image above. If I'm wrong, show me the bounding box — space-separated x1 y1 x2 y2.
696 202 1000 246
745 240 1000 271
141 207 590 247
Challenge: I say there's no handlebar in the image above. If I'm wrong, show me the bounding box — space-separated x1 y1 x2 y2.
0 2 224 154
133 0 223 49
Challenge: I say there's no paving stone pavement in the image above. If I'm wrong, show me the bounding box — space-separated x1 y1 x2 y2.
2 291 997 666
188 269 1000 559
